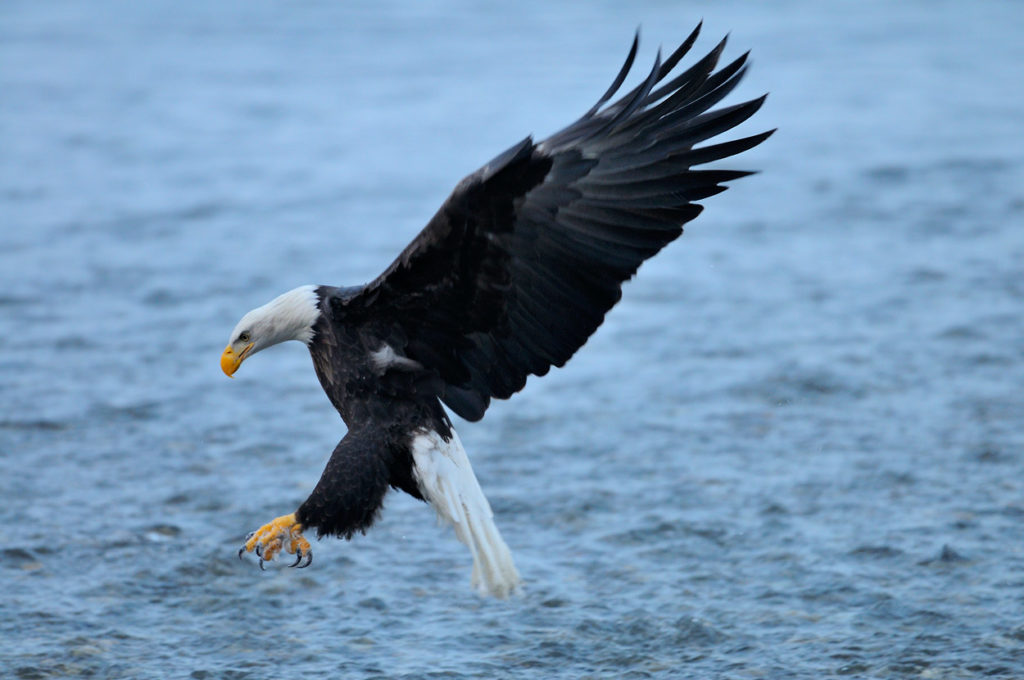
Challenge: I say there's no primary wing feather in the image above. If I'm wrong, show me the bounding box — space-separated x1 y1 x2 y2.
346 25 772 421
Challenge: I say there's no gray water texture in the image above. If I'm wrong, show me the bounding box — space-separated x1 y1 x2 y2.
2 1 1023 678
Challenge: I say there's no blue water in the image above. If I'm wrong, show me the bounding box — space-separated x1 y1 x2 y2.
2 1 1023 678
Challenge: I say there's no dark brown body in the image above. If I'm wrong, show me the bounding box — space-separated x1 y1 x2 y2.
287 25 770 544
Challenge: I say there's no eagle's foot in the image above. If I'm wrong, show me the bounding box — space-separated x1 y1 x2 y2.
238 513 312 569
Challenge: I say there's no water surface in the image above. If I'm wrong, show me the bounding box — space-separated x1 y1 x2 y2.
2 1 1023 678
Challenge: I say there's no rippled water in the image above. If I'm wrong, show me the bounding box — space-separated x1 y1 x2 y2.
2 1 1023 678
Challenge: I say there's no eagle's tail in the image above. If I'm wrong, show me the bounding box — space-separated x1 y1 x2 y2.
411 428 521 598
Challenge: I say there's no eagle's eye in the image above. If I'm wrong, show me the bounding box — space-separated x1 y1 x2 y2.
238 331 251 343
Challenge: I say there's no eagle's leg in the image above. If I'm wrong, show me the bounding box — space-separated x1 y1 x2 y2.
238 513 313 569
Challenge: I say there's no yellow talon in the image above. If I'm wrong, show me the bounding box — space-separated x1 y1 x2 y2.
240 513 312 568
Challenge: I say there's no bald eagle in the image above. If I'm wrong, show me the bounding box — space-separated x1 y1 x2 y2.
223 25 771 597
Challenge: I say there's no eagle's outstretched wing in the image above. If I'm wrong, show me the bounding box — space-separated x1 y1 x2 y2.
346 25 772 421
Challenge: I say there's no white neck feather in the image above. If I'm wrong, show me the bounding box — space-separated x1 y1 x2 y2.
234 285 321 351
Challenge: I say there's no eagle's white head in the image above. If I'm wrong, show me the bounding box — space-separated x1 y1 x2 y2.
220 285 321 377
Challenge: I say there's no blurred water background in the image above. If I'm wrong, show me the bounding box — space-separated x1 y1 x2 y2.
2 1 1023 678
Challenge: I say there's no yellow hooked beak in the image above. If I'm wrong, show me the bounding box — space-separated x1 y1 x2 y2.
220 342 254 377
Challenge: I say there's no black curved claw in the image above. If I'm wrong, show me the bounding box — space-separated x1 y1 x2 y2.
238 546 246 560
254 543 263 558
289 549 303 568
298 551 313 569
258 557 265 571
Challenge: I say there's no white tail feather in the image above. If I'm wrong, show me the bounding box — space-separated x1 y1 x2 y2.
411 428 520 598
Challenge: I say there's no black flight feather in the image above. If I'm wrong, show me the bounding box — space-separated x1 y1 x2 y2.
332 25 772 424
